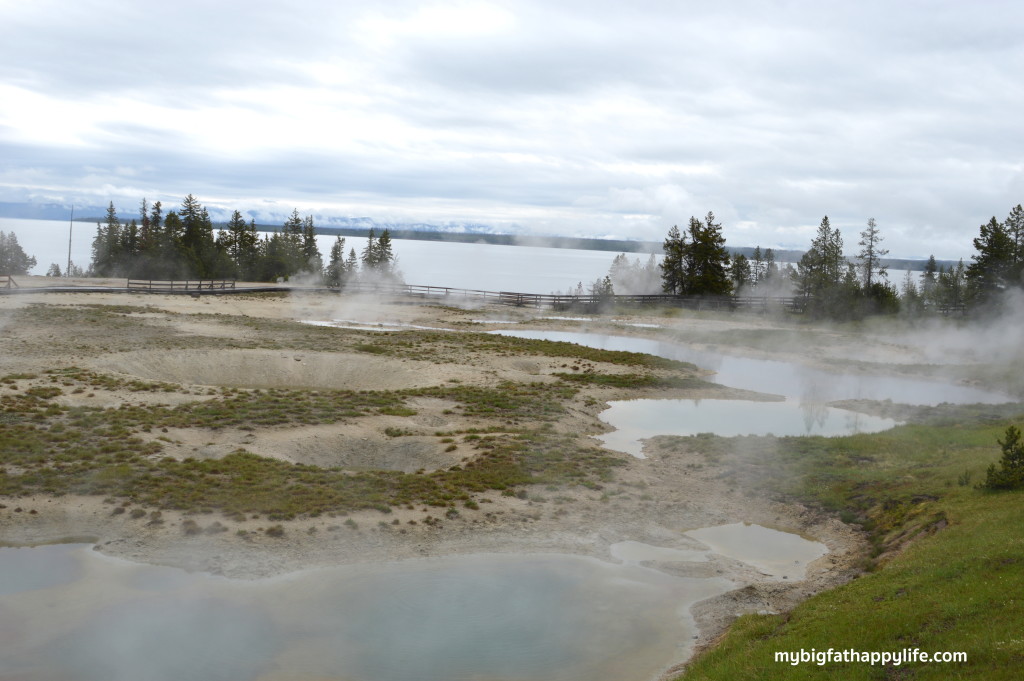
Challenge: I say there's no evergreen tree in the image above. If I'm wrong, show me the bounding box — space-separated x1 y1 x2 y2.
1003 204 1024 287
362 228 379 269
983 425 1024 490
729 253 751 290
91 202 123 276
792 216 852 316
176 195 219 277
0 231 37 274
763 248 779 282
857 218 888 289
376 229 395 272
900 269 923 316
660 215 731 296
686 212 732 295
966 216 1015 303
301 216 323 274
936 259 967 312
922 254 938 306
750 246 765 286
160 211 184 276
138 198 154 256
222 211 247 273
325 236 348 287
346 247 358 276
1007 204 1024 264
659 225 686 295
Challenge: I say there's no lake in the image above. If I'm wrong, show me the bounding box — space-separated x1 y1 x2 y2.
0 217 630 294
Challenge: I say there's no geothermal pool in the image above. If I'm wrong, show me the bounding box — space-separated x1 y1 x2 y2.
0 534 834 681
491 330 1012 405
597 398 900 457
490 329 1013 455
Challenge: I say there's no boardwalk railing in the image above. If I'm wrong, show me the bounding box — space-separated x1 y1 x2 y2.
127 279 237 293
335 280 800 311
1 275 17 289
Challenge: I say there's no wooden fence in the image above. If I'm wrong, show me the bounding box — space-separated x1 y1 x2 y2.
1 275 17 289
127 279 236 293
334 280 800 311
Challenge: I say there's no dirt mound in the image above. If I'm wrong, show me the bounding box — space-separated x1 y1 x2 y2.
91 349 430 391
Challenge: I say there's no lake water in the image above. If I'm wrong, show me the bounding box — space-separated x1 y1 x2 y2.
0 218 626 294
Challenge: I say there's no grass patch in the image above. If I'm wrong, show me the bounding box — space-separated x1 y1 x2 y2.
671 408 1024 681
0 372 621 516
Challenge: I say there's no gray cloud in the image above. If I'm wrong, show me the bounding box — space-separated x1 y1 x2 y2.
2 0 1023 259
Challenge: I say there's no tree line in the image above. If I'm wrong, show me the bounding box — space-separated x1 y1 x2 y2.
592 203 1023 318
77 195 398 285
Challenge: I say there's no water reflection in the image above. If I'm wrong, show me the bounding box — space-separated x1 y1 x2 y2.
597 399 899 457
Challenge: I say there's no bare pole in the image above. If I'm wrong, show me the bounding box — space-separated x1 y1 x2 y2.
67 205 74 277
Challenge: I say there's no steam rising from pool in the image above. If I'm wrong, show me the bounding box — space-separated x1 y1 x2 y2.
0 545 733 681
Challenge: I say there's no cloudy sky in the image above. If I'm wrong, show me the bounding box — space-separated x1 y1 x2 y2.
1 0 1022 259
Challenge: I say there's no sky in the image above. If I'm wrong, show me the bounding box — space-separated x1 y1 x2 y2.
1 0 1022 260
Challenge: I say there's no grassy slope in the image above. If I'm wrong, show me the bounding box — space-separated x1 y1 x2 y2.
674 415 1024 680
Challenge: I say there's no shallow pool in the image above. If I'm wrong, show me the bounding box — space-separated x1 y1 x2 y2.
492 330 1012 405
598 398 901 457
0 544 732 681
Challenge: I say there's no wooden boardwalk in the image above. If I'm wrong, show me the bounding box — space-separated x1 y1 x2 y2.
336 281 803 312
2 276 803 312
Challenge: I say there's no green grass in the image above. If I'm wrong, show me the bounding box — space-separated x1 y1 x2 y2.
671 409 1024 681
0 370 621 517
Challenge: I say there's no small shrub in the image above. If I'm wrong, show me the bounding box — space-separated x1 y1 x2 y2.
982 425 1024 490
265 524 285 537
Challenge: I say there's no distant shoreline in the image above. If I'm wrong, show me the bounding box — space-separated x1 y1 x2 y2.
2 212 952 270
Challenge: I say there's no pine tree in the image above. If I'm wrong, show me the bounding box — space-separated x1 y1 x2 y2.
764 248 778 282
91 202 123 276
983 425 1024 490
1003 204 1024 287
792 216 851 315
729 253 751 290
301 216 322 274
901 269 922 313
659 225 686 295
750 246 765 286
376 229 394 272
362 228 379 269
922 254 938 306
966 216 1014 303
346 247 359 277
857 218 889 289
0 231 37 274
686 212 732 296
325 236 347 287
